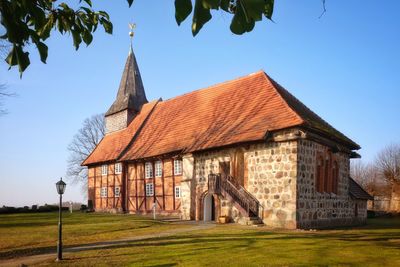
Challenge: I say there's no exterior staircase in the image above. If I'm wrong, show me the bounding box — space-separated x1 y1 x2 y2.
208 174 264 226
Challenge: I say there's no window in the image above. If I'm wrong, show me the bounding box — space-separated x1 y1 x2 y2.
175 186 181 198
100 187 107 198
174 159 182 175
315 154 338 194
316 156 324 193
146 184 154 196
324 157 331 192
155 161 162 177
101 165 108 176
332 161 339 194
114 187 120 197
145 162 153 178
115 163 122 174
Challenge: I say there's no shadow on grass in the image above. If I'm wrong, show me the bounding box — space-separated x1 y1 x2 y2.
1 222 399 261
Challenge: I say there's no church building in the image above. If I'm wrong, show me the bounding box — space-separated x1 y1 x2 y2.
82 45 372 229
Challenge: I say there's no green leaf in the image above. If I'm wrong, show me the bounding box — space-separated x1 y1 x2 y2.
264 0 274 20
83 0 93 7
230 2 255 35
57 17 65 34
71 29 82 50
241 0 264 22
38 14 55 39
100 18 113 34
82 30 93 45
98 11 110 20
127 0 134 7
220 0 230 12
5 46 18 67
36 42 48 64
15 45 30 76
192 0 212 36
202 0 220 9
175 0 193 26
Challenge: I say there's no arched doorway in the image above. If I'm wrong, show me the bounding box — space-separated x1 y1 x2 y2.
203 193 216 221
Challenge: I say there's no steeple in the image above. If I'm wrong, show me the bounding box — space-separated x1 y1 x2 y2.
104 23 148 134
105 49 148 116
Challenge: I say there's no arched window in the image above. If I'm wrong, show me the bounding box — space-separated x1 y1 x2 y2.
324 155 331 192
316 156 324 193
332 161 339 194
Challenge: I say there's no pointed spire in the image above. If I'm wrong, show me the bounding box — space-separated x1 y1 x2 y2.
105 24 148 116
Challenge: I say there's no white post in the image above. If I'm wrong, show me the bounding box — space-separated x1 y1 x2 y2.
69 201 73 213
152 202 156 220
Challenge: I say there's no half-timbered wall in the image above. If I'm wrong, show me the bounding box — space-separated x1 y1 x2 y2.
88 164 123 212
88 158 182 214
126 159 181 214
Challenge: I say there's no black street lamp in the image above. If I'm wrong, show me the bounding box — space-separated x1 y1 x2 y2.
55 178 66 261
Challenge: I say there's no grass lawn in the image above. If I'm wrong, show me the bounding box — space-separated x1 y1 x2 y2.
0 212 189 260
1 213 400 266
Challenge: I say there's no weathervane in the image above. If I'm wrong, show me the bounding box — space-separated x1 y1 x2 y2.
128 22 136 54
129 23 136 40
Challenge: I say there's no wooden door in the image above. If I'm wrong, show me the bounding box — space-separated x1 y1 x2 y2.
233 149 245 186
219 161 230 178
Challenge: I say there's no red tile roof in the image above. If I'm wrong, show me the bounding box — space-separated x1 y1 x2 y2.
82 100 158 165
83 71 359 165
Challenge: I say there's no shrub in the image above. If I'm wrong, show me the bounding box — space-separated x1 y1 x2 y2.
0 206 17 214
367 210 376 218
80 204 88 212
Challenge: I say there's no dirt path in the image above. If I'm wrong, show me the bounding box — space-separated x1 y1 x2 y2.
0 222 215 267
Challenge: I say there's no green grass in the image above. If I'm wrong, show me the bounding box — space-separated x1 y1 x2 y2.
0 212 188 259
1 213 400 266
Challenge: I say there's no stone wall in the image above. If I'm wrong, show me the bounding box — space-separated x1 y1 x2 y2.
105 109 135 134
296 139 366 228
191 149 235 221
246 141 298 228
189 139 298 228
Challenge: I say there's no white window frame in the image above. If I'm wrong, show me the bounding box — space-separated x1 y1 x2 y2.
145 184 154 196
175 186 181 198
174 159 182 175
145 162 153 178
101 164 108 176
155 160 162 177
114 187 120 197
100 187 107 198
115 163 122 174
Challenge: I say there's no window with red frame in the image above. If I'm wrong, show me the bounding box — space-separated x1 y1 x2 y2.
316 153 339 194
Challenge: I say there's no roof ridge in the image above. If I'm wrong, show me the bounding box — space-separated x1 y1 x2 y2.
264 73 360 150
158 70 265 104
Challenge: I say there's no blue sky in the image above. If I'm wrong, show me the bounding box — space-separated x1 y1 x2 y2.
1 1 399 206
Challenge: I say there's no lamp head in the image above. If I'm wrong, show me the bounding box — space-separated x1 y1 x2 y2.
56 178 66 195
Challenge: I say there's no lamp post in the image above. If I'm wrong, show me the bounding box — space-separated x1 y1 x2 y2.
55 178 66 261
